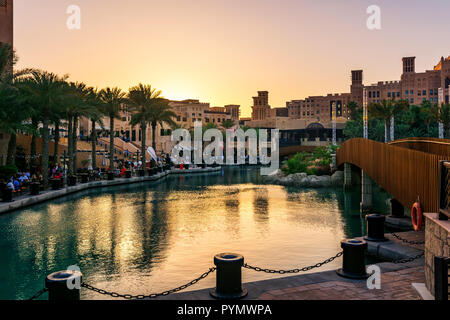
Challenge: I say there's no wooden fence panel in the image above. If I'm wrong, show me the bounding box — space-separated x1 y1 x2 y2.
337 138 449 213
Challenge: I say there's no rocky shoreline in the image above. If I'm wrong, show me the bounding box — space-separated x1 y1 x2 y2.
262 170 344 188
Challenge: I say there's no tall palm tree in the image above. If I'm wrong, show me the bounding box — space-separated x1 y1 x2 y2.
19 70 67 187
221 119 236 130
421 100 440 136
0 84 28 165
145 99 177 151
0 43 16 83
69 82 99 174
85 88 104 170
99 87 127 171
346 101 361 121
368 99 409 142
128 83 166 166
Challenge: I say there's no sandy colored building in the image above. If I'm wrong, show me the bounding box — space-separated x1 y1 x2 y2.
0 0 13 48
0 0 13 165
286 56 450 125
78 99 240 156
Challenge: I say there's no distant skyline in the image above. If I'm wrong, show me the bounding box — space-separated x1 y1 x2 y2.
14 0 450 117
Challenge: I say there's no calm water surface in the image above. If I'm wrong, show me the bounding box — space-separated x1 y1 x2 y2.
0 167 390 300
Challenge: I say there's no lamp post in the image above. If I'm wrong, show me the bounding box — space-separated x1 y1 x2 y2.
363 88 368 139
438 87 444 139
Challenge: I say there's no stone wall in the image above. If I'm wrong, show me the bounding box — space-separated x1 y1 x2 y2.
424 213 450 296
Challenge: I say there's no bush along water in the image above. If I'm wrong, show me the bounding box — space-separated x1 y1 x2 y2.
282 146 337 176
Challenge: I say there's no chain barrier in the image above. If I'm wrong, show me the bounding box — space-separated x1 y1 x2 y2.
391 252 425 264
243 251 343 274
390 233 425 245
28 288 48 300
81 267 216 300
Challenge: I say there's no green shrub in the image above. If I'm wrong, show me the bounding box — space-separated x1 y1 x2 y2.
281 147 333 175
0 164 18 180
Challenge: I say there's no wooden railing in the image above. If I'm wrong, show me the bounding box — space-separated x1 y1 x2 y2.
388 137 450 158
337 138 449 213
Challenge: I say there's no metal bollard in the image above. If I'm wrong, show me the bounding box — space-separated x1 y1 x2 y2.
390 199 405 218
50 178 61 190
45 270 83 301
30 182 40 196
336 239 369 279
68 175 77 186
125 170 132 178
364 214 388 242
107 172 114 181
81 174 88 184
2 188 13 202
210 253 248 299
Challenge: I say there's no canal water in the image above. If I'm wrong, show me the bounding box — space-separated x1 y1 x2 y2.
0 167 390 300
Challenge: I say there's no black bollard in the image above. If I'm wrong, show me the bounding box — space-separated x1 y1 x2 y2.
390 199 405 218
336 239 369 279
30 182 40 196
50 179 60 190
68 175 77 186
81 174 88 184
139 170 145 177
364 214 388 242
45 270 83 301
210 253 247 299
125 170 131 178
107 172 114 181
2 188 13 202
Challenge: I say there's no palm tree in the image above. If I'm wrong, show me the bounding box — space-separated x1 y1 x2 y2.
85 88 104 170
0 43 16 83
368 99 409 142
145 99 177 151
69 82 99 174
221 119 236 130
0 84 28 165
420 100 440 136
19 70 67 187
346 101 361 121
128 83 167 166
99 87 127 171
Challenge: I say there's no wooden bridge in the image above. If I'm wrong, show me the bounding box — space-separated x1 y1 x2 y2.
337 138 450 214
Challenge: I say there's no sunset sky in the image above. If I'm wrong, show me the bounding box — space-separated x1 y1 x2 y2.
13 0 450 117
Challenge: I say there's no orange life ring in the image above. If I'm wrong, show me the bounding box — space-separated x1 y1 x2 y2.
411 202 423 231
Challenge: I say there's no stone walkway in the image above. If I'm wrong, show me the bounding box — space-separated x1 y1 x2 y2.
257 266 424 300
161 231 426 301
256 231 426 300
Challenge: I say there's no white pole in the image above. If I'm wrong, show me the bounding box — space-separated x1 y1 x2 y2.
363 88 368 139
332 101 336 146
390 116 394 141
438 87 444 139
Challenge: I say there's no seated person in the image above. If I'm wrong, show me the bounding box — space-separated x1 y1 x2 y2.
6 180 15 190
13 178 20 191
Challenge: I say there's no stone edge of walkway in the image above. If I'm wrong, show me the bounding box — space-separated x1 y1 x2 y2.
0 167 222 215
354 236 423 261
155 259 424 300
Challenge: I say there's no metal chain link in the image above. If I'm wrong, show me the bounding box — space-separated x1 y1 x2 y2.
28 288 48 300
392 252 424 264
81 267 216 300
390 233 425 245
243 251 343 274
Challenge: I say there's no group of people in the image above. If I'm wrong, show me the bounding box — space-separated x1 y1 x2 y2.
1 172 36 193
